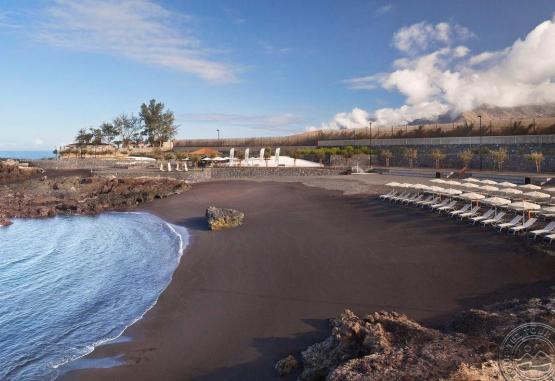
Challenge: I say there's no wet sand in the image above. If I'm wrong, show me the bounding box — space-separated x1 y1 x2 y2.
61 179 555 381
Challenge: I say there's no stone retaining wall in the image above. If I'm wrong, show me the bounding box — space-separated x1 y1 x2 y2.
330 143 555 173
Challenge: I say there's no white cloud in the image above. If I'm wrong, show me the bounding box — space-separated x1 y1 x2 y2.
375 4 393 15
181 113 303 132
307 108 370 131
392 21 472 54
34 138 44 145
340 17 555 127
33 0 238 83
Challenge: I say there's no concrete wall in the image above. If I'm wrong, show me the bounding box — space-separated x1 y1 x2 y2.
330 143 555 173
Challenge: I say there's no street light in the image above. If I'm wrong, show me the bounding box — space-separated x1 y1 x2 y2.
478 115 482 171
216 129 220 145
368 122 372 167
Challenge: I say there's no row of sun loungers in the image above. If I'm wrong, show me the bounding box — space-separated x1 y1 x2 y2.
379 190 555 241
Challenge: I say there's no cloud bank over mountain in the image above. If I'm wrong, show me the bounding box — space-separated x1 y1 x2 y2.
320 16 555 130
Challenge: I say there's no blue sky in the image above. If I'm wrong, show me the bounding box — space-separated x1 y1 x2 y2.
1 0 555 149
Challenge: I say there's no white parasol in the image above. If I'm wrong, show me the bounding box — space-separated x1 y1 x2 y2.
459 192 486 201
479 185 499 193
523 191 550 200
442 188 463 196
444 180 462 186
463 178 481 183
430 179 446 183
462 183 481 189
519 184 541 190
385 182 402 187
508 201 541 211
480 179 498 185
482 196 511 206
499 188 523 196
498 181 517 188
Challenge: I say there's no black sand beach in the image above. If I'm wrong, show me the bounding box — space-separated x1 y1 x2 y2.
61 179 555 381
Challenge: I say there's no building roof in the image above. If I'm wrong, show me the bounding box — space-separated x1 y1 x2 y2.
189 148 221 156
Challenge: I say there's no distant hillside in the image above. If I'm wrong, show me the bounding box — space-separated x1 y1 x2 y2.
458 103 555 124
175 104 555 149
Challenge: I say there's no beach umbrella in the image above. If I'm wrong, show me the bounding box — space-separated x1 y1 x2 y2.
519 184 541 190
523 191 550 200
429 179 446 183
499 188 523 196
428 186 446 193
462 182 480 189
479 185 499 193
498 181 517 188
483 197 511 206
442 188 463 196
540 206 555 214
542 187 555 193
444 180 461 186
385 182 402 187
201 157 213 161
459 192 486 201
480 179 498 185
463 178 481 183
412 184 430 191
508 201 541 211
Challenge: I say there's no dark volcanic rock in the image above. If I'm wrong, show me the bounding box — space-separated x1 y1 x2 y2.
296 293 555 381
0 175 190 219
205 206 244 230
275 355 300 377
0 218 12 227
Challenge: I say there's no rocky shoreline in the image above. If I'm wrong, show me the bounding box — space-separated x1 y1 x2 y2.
281 292 555 381
0 175 190 223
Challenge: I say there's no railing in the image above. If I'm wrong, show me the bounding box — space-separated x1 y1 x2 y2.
318 134 555 147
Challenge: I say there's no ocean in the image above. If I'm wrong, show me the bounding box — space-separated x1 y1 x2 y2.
0 212 188 380
0 151 56 160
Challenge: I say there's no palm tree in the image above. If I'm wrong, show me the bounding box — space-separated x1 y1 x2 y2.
430 148 446 169
235 150 245 167
527 151 544 173
403 148 417 168
263 147 272 167
314 149 325 165
458 149 474 168
489 148 508 171
290 150 300 166
379 149 393 167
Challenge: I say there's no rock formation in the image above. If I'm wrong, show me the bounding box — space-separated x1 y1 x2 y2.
206 206 244 230
275 355 300 377
0 176 190 219
0 160 43 183
292 293 555 381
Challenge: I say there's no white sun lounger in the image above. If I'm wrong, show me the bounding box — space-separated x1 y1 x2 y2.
529 221 555 239
404 194 424 204
449 204 471 217
399 193 420 204
509 218 537 235
543 232 555 243
418 196 440 207
430 199 451 209
390 192 411 202
414 195 435 206
481 212 506 227
458 206 481 220
496 215 524 232
470 209 494 224
436 200 458 213
379 190 396 200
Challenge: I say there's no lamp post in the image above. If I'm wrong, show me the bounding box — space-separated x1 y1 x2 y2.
216 129 220 146
368 122 372 167
478 115 482 171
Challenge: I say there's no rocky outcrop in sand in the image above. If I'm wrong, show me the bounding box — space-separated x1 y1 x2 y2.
275 355 300 377
293 293 555 381
0 160 43 183
0 218 12 227
206 206 244 230
0 176 190 219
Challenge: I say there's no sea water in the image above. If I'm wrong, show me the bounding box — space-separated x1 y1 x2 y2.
0 151 55 160
0 212 188 380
